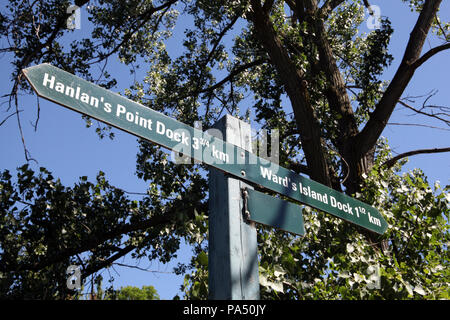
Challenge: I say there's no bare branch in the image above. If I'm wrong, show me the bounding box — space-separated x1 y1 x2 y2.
198 59 265 94
356 0 443 156
113 262 174 274
286 160 310 176
382 147 450 168
362 0 374 15
81 245 136 281
14 81 37 164
31 94 41 131
402 89 438 102
387 122 450 131
398 99 449 126
434 13 449 41
411 42 450 69
0 109 22 126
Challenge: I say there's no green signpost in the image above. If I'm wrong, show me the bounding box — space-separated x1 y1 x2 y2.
245 188 305 236
22 63 387 235
23 63 389 300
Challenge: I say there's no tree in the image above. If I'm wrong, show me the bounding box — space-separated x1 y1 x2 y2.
0 0 448 299
112 285 159 300
76 280 160 300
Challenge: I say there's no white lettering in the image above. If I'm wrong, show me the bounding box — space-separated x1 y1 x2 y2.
156 121 165 135
103 102 112 113
260 167 289 187
183 304 217 317
126 111 133 122
227 304 266 317
181 131 189 146
331 195 337 207
260 166 272 180
368 212 381 226
55 82 64 93
42 73 55 89
116 104 126 117
65 85 75 98
211 144 229 163
90 96 99 108
298 182 328 205
166 128 173 139
139 117 152 130
330 196 354 215
80 92 89 103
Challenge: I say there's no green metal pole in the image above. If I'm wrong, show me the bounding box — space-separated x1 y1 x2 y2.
208 114 260 300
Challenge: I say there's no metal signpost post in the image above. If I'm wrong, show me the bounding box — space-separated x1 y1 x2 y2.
208 115 259 299
23 63 388 300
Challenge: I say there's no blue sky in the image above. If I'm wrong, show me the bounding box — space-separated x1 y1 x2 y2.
0 1 449 299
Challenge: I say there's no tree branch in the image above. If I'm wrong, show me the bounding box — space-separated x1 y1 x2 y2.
286 160 310 176
356 0 443 157
174 59 265 104
0 109 22 126
199 59 265 94
362 0 374 15
398 99 449 125
112 262 174 274
387 122 450 131
411 42 450 69
319 0 346 18
81 245 136 281
0 204 197 273
381 147 450 169
89 0 177 64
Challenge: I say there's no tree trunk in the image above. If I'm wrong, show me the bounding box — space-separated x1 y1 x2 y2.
249 0 332 187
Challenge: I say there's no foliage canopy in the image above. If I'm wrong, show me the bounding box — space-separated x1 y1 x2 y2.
0 0 449 299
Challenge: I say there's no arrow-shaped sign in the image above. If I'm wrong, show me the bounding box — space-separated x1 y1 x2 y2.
22 63 388 234
244 188 305 236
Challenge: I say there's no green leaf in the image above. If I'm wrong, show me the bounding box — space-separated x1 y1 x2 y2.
197 251 208 267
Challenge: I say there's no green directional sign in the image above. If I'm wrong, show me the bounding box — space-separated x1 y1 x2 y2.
245 189 305 236
23 63 388 234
